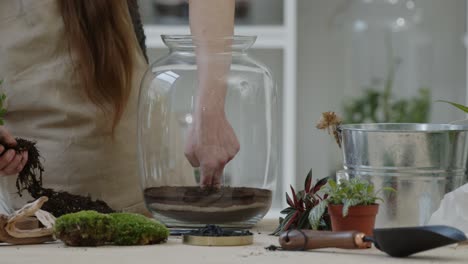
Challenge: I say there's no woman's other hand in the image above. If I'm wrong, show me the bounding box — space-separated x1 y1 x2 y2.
184 111 240 188
0 127 28 176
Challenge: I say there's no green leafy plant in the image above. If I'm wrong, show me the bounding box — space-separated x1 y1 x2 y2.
309 178 394 230
0 80 7 125
272 170 331 236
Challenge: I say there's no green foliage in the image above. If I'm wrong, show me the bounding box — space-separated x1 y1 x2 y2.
0 80 7 125
308 198 328 230
309 178 394 230
437 100 468 113
344 88 431 124
324 178 382 207
271 169 331 236
110 213 170 245
391 89 431 122
343 52 431 124
54 211 169 246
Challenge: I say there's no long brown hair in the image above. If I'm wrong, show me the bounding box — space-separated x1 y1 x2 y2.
58 0 140 130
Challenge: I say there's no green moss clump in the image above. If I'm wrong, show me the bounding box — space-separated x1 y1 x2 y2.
54 210 113 246
54 211 169 247
110 213 169 245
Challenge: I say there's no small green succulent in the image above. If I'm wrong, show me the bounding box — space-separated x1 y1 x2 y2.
54 211 169 247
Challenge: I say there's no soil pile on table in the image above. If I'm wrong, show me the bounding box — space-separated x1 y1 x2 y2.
10 138 114 217
144 186 272 224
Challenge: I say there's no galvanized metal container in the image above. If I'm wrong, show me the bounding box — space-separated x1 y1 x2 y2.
336 123 468 228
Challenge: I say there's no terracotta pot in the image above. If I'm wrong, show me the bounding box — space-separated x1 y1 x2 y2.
328 204 379 236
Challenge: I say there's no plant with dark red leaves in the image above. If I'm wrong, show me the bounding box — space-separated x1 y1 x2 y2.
271 169 331 235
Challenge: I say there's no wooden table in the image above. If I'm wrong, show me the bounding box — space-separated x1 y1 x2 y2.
1 219 467 264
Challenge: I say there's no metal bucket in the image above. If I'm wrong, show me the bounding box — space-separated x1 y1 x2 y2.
337 123 468 228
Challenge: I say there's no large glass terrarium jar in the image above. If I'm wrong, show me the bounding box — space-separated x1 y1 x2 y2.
138 35 278 228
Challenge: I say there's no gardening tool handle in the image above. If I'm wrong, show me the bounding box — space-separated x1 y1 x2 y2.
279 230 369 250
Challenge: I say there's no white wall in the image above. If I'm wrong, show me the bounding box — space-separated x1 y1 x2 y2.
416 0 467 122
295 0 467 186
296 0 347 185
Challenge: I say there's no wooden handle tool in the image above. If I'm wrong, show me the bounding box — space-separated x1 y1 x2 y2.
279 230 371 251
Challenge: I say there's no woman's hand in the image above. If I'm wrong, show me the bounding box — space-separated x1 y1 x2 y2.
185 111 240 188
0 127 28 176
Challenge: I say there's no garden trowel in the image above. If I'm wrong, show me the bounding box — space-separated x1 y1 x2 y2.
279 226 467 257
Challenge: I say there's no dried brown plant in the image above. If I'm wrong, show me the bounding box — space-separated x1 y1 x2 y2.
316 112 343 148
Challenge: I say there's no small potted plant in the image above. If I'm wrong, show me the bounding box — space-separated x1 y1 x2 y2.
309 177 393 236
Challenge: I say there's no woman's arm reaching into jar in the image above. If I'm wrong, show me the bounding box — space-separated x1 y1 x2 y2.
184 0 239 188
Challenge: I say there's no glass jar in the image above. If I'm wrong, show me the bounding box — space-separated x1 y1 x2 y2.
138 35 278 228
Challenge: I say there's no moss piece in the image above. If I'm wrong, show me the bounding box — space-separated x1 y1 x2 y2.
110 213 169 245
54 211 113 246
54 211 169 246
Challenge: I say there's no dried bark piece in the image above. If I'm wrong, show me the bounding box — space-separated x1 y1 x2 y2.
34 210 55 229
0 215 54 245
0 197 55 245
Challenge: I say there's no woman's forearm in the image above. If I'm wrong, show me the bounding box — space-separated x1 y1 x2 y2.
189 0 235 114
185 0 239 187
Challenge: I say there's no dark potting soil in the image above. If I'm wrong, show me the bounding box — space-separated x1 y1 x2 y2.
8 138 114 217
35 188 114 216
144 186 272 224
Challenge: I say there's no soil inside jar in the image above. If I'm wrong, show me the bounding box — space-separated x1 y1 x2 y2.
144 186 272 224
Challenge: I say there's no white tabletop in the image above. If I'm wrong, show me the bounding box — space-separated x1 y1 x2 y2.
0 218 467 264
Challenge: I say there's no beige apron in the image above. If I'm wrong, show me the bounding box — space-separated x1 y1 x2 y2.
0 0 148 213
